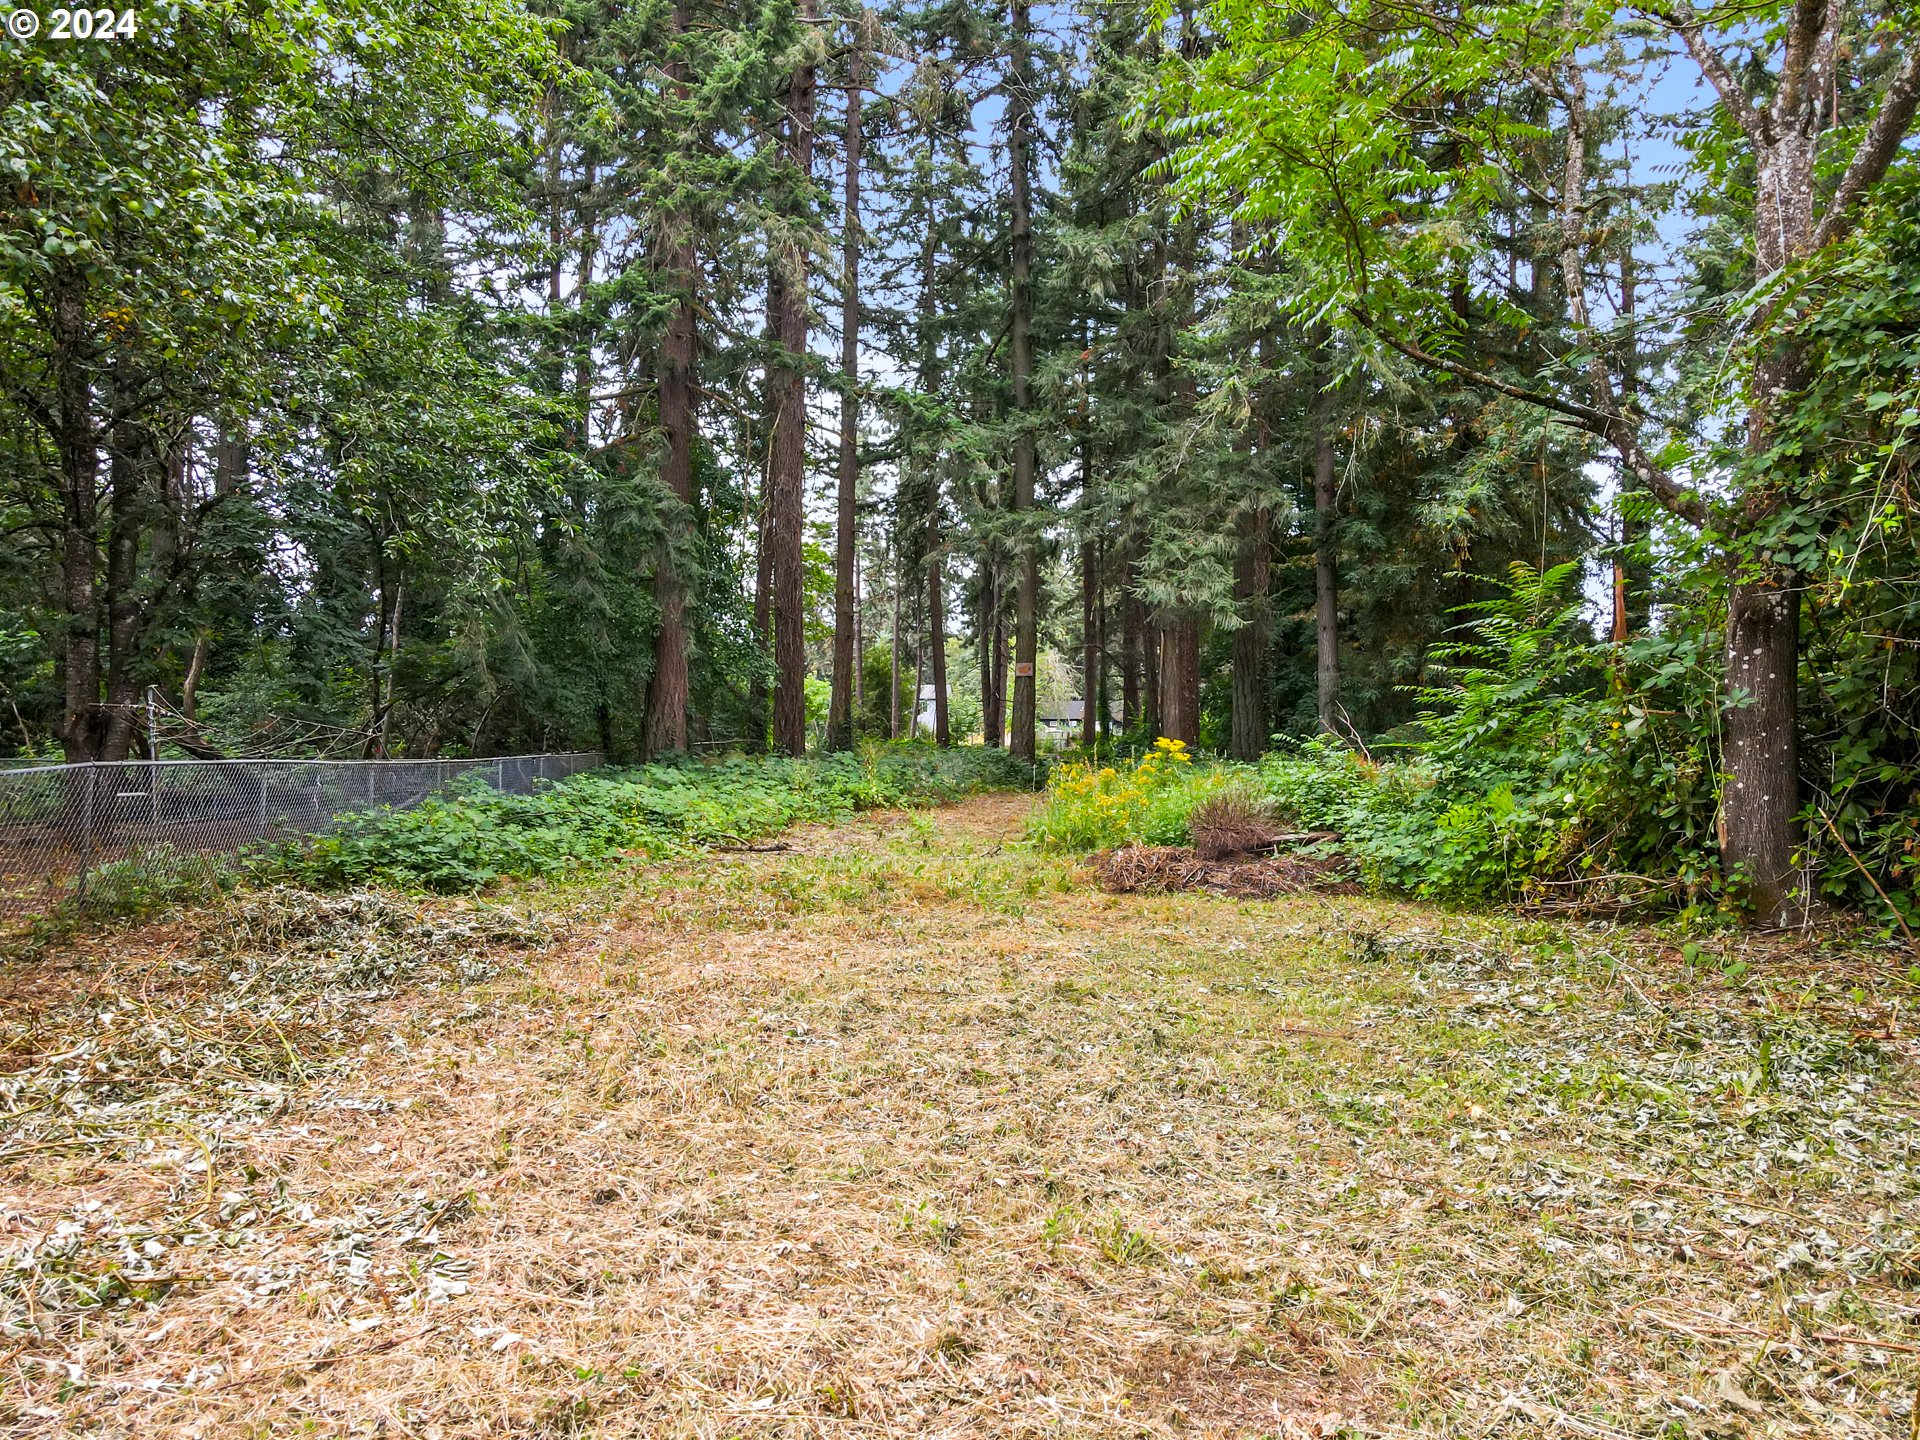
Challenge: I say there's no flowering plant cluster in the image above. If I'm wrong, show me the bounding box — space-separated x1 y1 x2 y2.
1029 738 1220 852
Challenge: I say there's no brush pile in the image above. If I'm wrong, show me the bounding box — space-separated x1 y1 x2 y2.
1090 843 1360 898
1089 790 1357 898
1188 791 1282 862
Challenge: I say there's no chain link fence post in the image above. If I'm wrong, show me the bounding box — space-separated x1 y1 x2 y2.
78 766 98 904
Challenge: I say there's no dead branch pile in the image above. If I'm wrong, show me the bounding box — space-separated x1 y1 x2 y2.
1090 843 1362 899
1187 792 1281 862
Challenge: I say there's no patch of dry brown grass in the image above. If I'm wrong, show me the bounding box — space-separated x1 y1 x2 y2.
3 794 1918 1438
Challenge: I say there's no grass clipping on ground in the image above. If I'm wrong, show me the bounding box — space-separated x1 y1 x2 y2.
3 791 1918 1438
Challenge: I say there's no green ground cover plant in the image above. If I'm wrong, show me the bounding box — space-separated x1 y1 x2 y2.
279 744 1037 893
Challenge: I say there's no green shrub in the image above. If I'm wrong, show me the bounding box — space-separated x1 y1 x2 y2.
1252 563 1724 908
1033 559 1904 926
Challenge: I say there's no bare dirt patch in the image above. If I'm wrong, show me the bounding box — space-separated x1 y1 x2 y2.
4 793 1917 1438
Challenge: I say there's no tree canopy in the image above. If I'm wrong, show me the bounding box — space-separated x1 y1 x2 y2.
3 0 1915 926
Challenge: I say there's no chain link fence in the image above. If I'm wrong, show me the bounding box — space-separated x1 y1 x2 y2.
0 752 601 938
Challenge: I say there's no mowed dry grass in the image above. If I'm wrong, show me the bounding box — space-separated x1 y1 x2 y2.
5 792 1920 1438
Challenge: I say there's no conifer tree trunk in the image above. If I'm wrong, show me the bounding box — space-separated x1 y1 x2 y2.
989 583 1009 749
1007 0 1039 763
915 112 950 746
1081 534 1100 752
1159 629 1198 743
1311 331 1339 732
910 606 926 739
1159 624 1199 746
100 411 144 763
644 1 699 758
750 407 772 748
1144 201 1175 744
1095 558 1110 743
928 514 949 745
854 554 865 712
826 45 863 753
1611 246 1647 643
53 268 102 764
1152 3 1204 749
766 3 818 757
1230 511 1269 761
1078 322 1101 752
1143 618 1160 737
890 539 902 738
978 564 999 747
1229 244 1270 763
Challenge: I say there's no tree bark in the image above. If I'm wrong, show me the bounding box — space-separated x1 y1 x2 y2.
1341 12 1917 921
889 539 902 738
987 581 1008 749
1081 532 1101 751
1647 11 1913 919
1007 0 1039 763
916 101 950 747
181 635 208 723
826 42 863 753
1722 576 1803 920
644 1 700 758
854 545 865 713
52 268 102 764
927 513 949 745
1078 323 1102 753
1612 244 1648 641
750 448 772 748
909 614 926 740
1159 621 1199 746
1150 10 1208 749
1311 334 1339 732
1143 616 1161 738
644 249 697 755
977 563 998 747
100 413 144 763
766 3 818 757
1231 510 1270 761
1095 557 1110 743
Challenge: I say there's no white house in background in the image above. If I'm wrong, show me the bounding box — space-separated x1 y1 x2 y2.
1038 699 1123 743
913 687 1118 743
